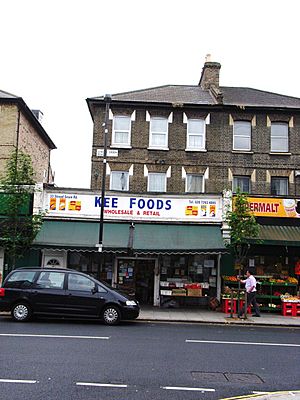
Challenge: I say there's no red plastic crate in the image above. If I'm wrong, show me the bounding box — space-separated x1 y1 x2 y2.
222 299 252 314
293 303 300 317
282 302 294 316
239 300 252 315
222 298 237 314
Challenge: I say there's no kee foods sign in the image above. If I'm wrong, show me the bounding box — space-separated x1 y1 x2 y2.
248 197 300 218
46 193 222 222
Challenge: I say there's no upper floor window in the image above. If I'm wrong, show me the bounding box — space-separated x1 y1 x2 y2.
271 122 288 153
148 172 166 192
271 177 288 195
233 176 250 193
110 171 129 191
233 121 251 151
186 119 205 150
112 116 131 146
186 174 203 193
149 117 168 149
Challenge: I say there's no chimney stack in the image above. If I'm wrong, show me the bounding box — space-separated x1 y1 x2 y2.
199 55 221 90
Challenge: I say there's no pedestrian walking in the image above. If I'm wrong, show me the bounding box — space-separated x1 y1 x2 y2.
238 270 261 318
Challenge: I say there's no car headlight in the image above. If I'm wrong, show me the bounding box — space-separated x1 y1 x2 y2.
126 300 137 306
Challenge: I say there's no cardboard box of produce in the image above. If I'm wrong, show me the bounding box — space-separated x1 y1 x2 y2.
187 288 202 297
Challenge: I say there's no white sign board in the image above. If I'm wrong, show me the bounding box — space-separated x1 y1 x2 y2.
46 193 222 223
96 149 119 157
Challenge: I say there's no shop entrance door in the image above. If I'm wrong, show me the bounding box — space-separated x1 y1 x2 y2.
135 260 155 305
116 258 156 305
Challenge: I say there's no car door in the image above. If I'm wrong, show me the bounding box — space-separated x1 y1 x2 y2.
31 271 67 315
65 273 107 316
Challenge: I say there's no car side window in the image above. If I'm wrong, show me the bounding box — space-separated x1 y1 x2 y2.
36 272 65 289
68 274 96 292
5 271 37 288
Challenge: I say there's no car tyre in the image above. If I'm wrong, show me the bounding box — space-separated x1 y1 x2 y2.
11 303 32 322
102 305 121 325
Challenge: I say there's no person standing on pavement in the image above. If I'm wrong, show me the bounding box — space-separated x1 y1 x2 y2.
238 270 261 318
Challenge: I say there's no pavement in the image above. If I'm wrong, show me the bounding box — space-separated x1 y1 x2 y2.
219 391 300 399
138 306 300 327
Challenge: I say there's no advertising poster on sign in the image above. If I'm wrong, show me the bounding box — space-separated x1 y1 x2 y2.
247 197 300 218
45 193 222 223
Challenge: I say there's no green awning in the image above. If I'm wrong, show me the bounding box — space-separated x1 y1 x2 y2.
33 221 225 254
34 220 131 252
133 224 225 255
253 225 300 246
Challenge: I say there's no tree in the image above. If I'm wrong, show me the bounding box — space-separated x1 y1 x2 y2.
225 189 260 269
224 189 260 315
0 150 44 271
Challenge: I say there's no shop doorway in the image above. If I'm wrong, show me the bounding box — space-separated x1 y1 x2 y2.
135 260 155 305
116 258 156 305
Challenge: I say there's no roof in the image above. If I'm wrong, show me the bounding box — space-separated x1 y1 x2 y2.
87 85 300 110
0 89 56 150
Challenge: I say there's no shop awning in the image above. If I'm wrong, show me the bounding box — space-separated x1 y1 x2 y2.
253 225 300 246
33 220 226 254
33 220 132 252
133 224 225 255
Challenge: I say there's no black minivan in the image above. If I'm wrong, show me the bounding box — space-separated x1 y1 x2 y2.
0 268 140 325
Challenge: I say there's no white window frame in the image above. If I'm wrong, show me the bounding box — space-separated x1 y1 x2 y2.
271 122 289 153
149 117 168 150
112 115 131 147
185 174 204 193
186 118 206 151
147 172 167 192
109 171 129 191
232 176 251 193
271 177 289 196
233 121 251 151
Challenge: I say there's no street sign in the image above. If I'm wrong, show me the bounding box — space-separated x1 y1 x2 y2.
97 149 119 157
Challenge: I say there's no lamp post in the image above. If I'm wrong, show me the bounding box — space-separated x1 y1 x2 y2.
97 94 111 253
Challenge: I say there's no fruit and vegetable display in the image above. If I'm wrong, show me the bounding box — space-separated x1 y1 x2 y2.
222 276 238 282
281 293 300 303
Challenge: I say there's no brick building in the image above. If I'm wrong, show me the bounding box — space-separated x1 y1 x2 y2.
0 90 56 183
87 61 300 197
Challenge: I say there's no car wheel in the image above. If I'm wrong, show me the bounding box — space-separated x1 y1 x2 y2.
11 303 32 322
102 305 121 325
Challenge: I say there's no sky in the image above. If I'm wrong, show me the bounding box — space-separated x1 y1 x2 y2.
1 0 300 188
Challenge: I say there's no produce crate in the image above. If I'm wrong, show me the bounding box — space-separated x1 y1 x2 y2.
187 288 202 297
222 298 251 314
282 302 294 316
293 303 300 317
222 298 237 314
172 289 186 296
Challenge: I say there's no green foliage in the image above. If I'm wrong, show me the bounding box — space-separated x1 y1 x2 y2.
0 150 44 269
225 190 260 266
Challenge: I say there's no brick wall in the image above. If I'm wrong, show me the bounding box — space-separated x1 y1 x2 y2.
90 105 300 196
0 103 51 183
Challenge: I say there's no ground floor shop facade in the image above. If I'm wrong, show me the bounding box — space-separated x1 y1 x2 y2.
24 219 226 307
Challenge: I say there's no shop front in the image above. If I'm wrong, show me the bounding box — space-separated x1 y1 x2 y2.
26 189 227 308
222 197 300 315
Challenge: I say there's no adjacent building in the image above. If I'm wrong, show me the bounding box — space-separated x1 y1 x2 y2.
0 89 56 183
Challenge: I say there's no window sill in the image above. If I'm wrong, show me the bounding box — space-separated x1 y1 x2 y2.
110 145 132 149
269 152 291 156
185 148 207 152
232 150 254 154
147 147 169 151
